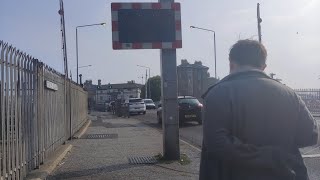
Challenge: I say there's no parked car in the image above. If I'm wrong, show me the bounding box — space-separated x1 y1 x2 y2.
157 96 203 125
95 103 107 112
144 99 156 109
128 98 146 115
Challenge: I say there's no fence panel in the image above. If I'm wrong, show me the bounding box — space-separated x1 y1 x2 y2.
295 89 320 116
0 41 88 179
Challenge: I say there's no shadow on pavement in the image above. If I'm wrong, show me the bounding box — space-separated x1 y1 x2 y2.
48 163 146 180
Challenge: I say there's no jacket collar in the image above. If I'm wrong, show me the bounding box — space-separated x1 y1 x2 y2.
202 70 273 98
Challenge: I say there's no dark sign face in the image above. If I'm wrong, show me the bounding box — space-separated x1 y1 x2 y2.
111 3 182 50
118 9 176 43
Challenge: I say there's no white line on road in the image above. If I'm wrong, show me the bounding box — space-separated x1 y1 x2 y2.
302 154 320 158
180 139 201 152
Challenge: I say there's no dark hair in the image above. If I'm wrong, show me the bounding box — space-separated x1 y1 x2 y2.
229 39 267 68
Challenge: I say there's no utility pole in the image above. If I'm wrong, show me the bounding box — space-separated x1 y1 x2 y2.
59 0 71 140
59 0 68 77
257 3 262 43
159 0 180 160
145 69 148 99
148 68 151 99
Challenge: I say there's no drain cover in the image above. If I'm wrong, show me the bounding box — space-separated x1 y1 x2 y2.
128 156 158 165
84 134 118 139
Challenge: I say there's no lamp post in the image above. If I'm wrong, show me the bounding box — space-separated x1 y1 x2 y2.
137 65 151 99
190 25 217 79
78 64 92 69
71 65 92 80
76 23 106 84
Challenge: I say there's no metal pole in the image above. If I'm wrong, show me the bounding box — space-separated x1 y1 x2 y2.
145 69 148 99
59 0 70 142
59 0 68 77
75 23 104 84
76 28 79 84
257 3 262 43
159 0 180 160
213 32 217 79
190 26 217 79
149 68 151 99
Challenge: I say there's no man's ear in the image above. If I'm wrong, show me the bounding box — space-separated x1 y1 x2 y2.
229 61 236 73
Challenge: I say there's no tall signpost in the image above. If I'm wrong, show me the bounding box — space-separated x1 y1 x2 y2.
158 0 180 160
111 1 181 160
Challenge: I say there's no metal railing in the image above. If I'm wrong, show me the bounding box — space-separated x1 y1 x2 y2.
295 89 320 116
0 40 88 179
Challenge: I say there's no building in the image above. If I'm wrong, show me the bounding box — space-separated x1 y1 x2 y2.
84 79 143 107
177 59 218 100
83 80 97 109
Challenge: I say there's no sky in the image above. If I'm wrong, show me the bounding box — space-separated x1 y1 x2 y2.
1 0 320 88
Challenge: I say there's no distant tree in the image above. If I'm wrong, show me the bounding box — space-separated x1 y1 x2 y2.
141 76 161 102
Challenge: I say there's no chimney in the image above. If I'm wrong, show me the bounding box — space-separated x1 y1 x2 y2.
79 74 83 86
98 79 101 86
181 59 189 65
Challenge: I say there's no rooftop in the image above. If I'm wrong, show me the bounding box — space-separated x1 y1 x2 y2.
178 59 209 69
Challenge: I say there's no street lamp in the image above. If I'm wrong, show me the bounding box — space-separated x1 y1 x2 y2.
190 25 217 79
78 64 92 69
71 65 92 80
137 65 151 99
76 23 106 84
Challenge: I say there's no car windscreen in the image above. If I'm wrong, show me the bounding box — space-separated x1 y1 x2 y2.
178 98 200 105
129 99 143 103
144 100 154 103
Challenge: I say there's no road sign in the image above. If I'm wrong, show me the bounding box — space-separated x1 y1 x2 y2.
111 2 182 49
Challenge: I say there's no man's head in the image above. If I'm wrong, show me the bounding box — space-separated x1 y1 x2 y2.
229 40 267 73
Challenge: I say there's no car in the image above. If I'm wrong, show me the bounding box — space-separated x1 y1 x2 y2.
95 103 107 112
144 99 156 109
128 98 146 114
157 96 203 125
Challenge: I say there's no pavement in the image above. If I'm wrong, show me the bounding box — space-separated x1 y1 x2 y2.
48 110 320 180
133 110 203 148
48 111 200 180
132 110 320 180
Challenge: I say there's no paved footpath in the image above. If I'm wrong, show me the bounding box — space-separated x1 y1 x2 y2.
48 111 200 180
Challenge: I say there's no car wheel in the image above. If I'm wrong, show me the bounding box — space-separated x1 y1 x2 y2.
198 119 202 125
143 111 146 115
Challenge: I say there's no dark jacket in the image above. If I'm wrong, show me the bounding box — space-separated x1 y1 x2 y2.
200 70 318 180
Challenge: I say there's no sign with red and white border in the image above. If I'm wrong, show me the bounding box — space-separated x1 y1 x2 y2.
111 2 182 50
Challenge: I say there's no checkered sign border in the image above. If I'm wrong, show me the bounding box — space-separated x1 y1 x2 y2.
111 2 182 50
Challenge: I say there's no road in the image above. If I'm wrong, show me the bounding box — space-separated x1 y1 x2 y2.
131 109 203 148
132 110 320 180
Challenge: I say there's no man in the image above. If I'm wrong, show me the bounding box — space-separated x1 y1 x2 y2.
200 40 318 180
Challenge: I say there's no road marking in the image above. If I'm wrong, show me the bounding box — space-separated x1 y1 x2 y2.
302 154 320 158
180 139 201 152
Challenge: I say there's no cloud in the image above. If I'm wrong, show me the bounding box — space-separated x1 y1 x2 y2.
300 0 319 16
